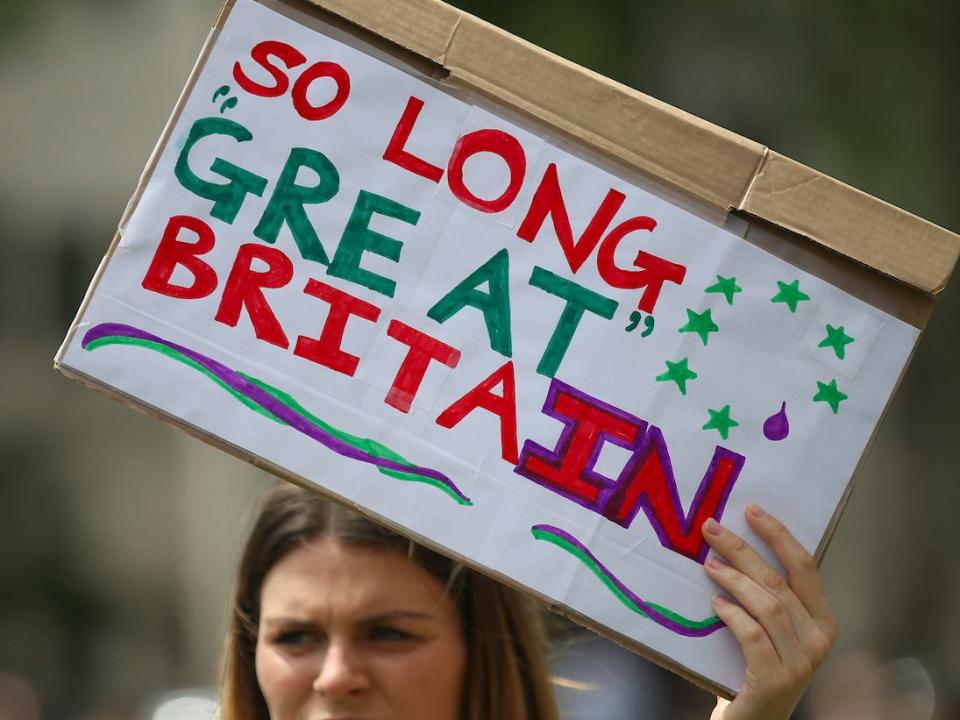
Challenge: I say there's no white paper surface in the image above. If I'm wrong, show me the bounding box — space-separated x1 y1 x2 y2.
59 0 920 693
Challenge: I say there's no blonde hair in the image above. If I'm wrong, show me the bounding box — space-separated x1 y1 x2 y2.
219 484 558 720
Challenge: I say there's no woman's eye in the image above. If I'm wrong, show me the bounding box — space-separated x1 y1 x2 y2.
274 630 317 647
369 626 415 642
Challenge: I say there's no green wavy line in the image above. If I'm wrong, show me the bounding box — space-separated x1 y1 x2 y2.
86 335 471 506
85 336 281 423
531 528 720 630
240 374 472 506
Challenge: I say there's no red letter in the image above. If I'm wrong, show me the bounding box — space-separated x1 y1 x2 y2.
603 428 744 563
384 320 460 413
596 217 686 313
447 129 526 213
142 215 218 299
436 361 518 463
215 244 293 348
383 96 444 183
233 40 306 97
517 163 626 273
516 379 642 505
294 280 381 376
291 62 350 121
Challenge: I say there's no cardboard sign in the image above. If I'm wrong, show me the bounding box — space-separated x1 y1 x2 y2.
56 0 958 695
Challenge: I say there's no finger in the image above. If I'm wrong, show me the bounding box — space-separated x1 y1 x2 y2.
711 594 780 672
705 555 806 668
745 505 838 643
710 697 730 720
702 517 821 645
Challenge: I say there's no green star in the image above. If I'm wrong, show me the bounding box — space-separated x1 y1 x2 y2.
818 323 855 359
656 358 698 395
678 308 719 346
702 405 739 440
813 379 848 414
770 279 811 313
705 275 742 305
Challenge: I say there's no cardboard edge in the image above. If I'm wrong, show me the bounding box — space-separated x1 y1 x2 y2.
53 361 735 699
259 0 450 81
739 152 960 296
291 0 462 63
738 214 935 330
814 339 919 563
53 230 123 367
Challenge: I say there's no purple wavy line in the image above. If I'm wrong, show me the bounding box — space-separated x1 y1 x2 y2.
82 322 466 497
533 523 724 637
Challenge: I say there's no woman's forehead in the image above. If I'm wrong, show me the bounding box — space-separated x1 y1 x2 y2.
259 537 454 621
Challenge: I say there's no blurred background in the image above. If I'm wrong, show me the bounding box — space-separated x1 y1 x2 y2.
1 0 957 718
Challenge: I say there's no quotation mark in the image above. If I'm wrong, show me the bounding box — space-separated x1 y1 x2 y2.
212 85 238 113
625 311 655 337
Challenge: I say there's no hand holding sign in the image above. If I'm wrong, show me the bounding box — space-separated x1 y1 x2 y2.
706 506 837 720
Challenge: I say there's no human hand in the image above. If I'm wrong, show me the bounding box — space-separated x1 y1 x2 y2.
703 504 838 720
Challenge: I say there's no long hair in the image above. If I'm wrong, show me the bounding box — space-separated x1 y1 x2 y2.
219 483 559 720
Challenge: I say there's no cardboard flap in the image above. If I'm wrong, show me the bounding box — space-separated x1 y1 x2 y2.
739 152 960 294
302 0 461 62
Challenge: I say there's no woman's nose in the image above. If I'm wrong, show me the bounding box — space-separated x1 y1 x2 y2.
312 642 371 697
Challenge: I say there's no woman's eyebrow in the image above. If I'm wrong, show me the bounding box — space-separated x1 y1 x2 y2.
260 610 440 629
361 610 440 624
259 615 316 630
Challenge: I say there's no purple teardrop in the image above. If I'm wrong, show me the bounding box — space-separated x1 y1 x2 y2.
763 402 789 441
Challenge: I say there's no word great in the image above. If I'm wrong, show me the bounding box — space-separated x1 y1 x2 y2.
143 213 619 380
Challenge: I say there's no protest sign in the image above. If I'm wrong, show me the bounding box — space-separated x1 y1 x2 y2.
55 0 959 695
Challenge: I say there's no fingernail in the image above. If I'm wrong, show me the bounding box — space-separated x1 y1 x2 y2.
748 503 765 518
707 555 727 569
712 594 729 606
704 518 722 536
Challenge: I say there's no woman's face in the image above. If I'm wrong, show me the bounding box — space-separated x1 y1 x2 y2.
255 537 467 720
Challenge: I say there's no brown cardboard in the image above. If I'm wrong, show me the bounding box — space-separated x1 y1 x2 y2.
740 151 960 293
294 0 461 63
301 0 959 297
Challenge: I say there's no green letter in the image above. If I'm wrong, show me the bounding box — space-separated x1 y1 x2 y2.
253 147 340 265
174 117 268 224
427 248 512 357
528 266 618 377
327 190 420 298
